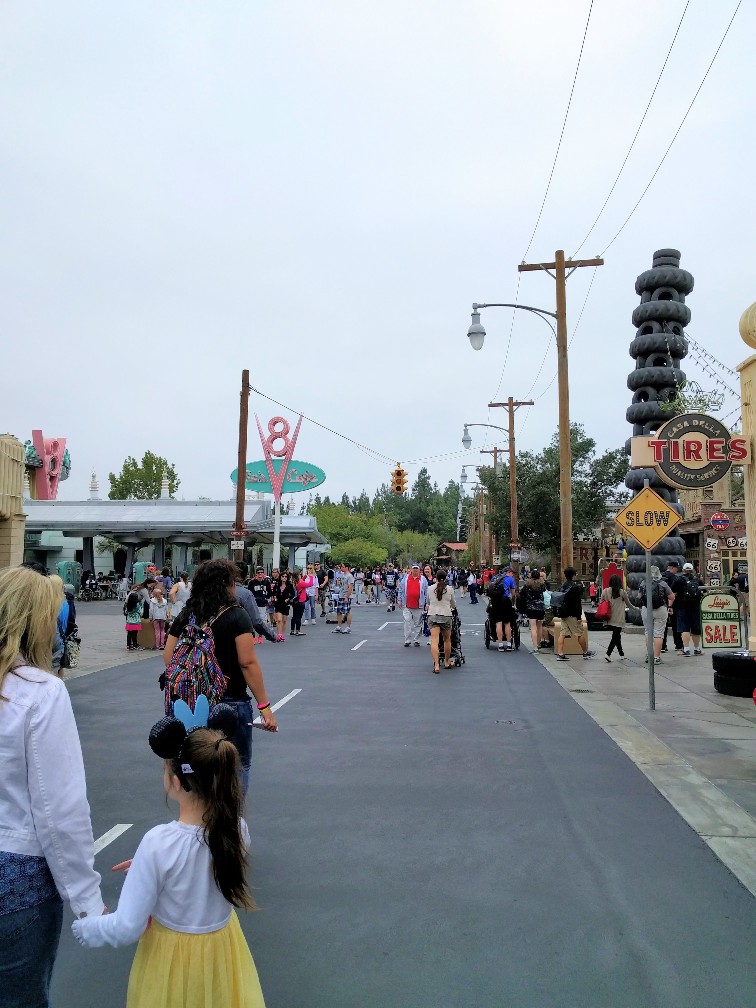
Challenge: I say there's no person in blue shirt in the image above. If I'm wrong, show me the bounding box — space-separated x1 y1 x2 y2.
500 566 517 598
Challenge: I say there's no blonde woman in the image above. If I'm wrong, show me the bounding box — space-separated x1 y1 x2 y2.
0 566 103 1007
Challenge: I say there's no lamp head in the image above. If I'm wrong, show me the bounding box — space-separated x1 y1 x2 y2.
460 468 468 483
462 425 472 450
467 311 486 351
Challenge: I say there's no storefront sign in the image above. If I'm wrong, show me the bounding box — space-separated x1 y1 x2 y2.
700 591 742 649
630 413 749 490
614 486 681 550
711 512 730 531
230 458 326 495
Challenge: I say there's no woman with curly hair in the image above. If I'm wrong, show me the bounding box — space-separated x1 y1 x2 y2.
164 559 277 796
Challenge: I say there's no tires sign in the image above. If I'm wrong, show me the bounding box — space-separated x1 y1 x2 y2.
700 591 742 649
630 413 749 490
711 512 730 531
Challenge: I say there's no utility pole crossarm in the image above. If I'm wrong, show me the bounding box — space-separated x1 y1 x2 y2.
518 257 603 272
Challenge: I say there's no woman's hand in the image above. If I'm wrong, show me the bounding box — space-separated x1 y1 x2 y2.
260 706 278 732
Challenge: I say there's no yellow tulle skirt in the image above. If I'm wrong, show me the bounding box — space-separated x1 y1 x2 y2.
126 912 265 1008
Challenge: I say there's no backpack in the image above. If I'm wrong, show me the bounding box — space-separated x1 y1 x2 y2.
487 575 506 600
677 575 700 608
549 589 567 616
641 581 665 610
163 607 231 715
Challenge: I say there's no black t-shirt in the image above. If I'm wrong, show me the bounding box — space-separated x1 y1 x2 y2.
249 577 272 608
316 570 328 588
729 573 748 592
384 570 399 589
559 581 583 618
170 605 254 701
488 594 515 620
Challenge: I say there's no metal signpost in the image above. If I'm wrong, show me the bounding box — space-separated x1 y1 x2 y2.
614 483 682 711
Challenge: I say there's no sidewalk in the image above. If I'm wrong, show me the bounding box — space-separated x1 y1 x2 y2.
534 626 756 896
66 605 157 680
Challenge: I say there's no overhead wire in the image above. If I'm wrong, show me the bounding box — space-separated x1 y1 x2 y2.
598 1 742 257
521 0 596 260
571 0 691 257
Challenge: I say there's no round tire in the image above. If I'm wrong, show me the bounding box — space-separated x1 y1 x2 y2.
629 332 688 359
713 671 756 698
627 366 686 392
711 651 756 699
634 267 694 296
632 300 691 327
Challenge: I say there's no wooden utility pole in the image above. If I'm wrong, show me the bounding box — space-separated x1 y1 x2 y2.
232 370 250 565
518 251 603 574
488 398 534 582
479 445 500 564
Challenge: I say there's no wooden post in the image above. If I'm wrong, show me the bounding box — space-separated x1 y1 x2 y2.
736 301 756 650
488 398 534 580
233 370 250 565
518 251 603 576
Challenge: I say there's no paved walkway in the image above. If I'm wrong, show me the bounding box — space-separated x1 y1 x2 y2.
533 624 756 895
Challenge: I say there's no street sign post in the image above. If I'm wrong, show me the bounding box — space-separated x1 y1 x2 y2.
613 486 681 551
230 540 245 551
615 484 682 711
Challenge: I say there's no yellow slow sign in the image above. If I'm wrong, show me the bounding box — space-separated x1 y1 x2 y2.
614 486 681 551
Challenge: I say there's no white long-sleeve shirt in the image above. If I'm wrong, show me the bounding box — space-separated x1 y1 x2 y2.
72 819 251 947
0 666 103 917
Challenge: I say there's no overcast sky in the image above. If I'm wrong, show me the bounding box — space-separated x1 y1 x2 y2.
3 1 754 507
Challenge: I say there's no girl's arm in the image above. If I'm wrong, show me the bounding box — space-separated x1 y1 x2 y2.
72 830 163 948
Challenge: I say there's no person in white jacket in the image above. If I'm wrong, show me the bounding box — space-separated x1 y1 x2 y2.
0 566 103 1008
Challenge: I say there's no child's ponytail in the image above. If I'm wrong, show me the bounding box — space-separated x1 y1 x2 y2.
176 729 255 909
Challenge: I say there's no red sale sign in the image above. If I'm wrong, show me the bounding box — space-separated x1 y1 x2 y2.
700 591 742 650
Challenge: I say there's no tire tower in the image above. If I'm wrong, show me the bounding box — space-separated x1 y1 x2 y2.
624 248 691 617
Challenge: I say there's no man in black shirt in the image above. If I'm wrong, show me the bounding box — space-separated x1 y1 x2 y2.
314 561 330 617
249 567 273 624
661 560 684 653
383 563 400 611
555 567 595 661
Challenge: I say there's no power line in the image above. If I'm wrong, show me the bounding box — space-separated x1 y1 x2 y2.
490 272 522 402
521 0 596 260
571 0 691 257
599 1 742 256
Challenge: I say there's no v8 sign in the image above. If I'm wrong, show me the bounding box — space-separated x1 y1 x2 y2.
614 486 681 551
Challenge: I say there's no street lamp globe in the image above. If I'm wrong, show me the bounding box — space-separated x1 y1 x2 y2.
460 468 468 483
467 311 486 351
462 425 472 450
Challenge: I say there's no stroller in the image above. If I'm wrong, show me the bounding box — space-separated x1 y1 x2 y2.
425 610 465 667
484 608 521 650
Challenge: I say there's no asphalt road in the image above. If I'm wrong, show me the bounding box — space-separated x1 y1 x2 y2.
52 602 755 1007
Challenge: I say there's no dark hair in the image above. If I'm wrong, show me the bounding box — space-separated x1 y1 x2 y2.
609 574 622 598
564 567 576 580
170 728 253 909
161 567 170 577
126 591 140 611
20 561 49 577
236 562 248 581
182 559 235 624
435 568 448 601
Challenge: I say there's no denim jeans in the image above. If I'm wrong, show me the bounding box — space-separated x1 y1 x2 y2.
220 698 254 796
0 897 63 1008
304 596 317 621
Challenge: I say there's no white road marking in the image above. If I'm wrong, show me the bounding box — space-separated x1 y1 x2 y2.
253 688 302 724
351 639 367 650
93 824 132 854
378 621 402 629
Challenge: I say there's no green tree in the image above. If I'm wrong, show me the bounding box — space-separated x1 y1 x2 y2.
330 537 388 569
108 451 180 500
478 424 628 564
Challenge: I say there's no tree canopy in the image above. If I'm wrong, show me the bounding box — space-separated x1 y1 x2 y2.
476 424 628 564
108 451 180 500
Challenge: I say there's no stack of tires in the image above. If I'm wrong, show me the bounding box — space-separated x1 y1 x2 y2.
712 652 756 698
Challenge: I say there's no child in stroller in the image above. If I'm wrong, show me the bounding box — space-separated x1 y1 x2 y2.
484 574 520 651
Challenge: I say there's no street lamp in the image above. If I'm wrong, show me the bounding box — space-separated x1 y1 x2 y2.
467 302 557 352
462 425 472 450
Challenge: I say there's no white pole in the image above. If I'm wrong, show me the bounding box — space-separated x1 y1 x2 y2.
272 498 281 570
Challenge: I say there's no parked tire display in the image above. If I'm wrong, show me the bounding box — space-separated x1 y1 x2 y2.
712 652 756 698
635 267 694 296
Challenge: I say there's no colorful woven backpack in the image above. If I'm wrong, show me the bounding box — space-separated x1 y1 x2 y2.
163 607 230 715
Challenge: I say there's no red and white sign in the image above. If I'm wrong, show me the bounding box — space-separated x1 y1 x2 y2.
710 512 730 531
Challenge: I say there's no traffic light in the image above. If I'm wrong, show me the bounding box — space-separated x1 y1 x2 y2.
391 463 408 495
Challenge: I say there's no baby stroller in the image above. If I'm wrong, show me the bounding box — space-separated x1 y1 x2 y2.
448 610 465 667
484 609 520 650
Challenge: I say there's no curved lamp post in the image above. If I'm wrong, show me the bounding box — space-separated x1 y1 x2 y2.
467 299 576 572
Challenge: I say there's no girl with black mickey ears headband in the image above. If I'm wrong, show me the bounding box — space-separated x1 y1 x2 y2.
72 701 267 1008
